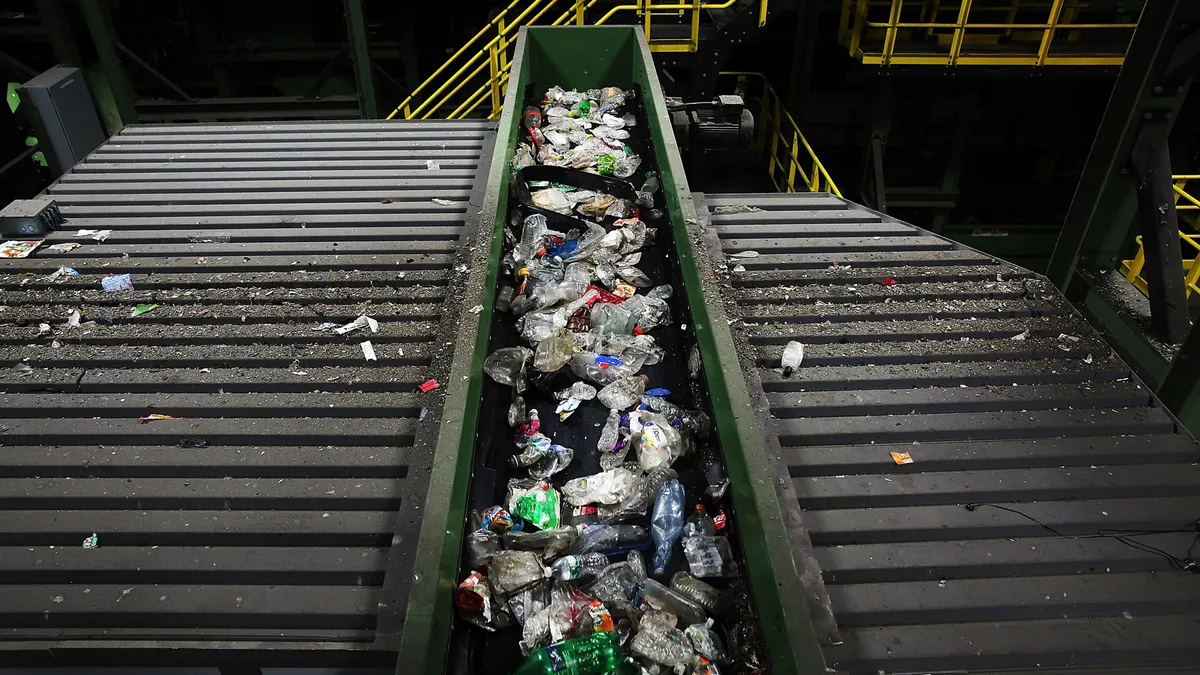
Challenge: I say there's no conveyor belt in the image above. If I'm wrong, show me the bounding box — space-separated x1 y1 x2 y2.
696 192 1200 674
0 120 495 664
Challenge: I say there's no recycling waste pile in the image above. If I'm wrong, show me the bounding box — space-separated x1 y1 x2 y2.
454 86 763 675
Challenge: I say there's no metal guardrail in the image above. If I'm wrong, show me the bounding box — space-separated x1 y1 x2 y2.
385 0 768 120
1120 176 1200 298
723 71 841 196
838 0 1138 67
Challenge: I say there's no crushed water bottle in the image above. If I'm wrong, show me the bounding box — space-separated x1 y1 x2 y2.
670 572 722 615
597 375 647 410
561 467 641 506
547 553 609 581
781 340 804 377
485 346 533 387
572 522 649 555
650 479 684 575
635 412 681 471
637 578 707 626
629 610 694 667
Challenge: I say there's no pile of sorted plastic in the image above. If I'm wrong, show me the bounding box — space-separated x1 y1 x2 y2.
456 86 753 675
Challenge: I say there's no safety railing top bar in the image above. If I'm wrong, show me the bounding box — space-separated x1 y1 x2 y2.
386 0 767 121
838 0 1138 67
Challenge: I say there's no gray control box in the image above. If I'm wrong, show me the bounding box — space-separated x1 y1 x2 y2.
18 66 107 176
0 197 64 237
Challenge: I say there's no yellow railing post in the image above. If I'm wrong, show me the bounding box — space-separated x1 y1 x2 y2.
1037 0 1066 67
575 0 585 25
488 41 501 119
758 0 768 28
882 0 903 66
848 0 868 59
788 130 800 192
691 0 702 51
949 0 974 66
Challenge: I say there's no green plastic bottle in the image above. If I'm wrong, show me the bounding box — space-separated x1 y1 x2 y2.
513 631 623 675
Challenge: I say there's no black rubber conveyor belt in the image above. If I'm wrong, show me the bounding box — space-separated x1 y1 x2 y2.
0 120 495 666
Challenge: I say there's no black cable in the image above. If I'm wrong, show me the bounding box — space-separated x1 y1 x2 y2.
963 502 1200 573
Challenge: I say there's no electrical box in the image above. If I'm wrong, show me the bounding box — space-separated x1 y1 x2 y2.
18 66 107 176
0 197 64 237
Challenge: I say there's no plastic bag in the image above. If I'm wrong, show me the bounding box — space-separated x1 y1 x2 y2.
484 346 533 386
532 188 572 215
561 466 641 506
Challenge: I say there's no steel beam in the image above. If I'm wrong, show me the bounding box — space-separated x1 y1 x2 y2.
78 0 137 125
114 41 194 102
1130 119 1188 343
1160 321 1200 437
343 0 378 119
34 0 82 67
1046 1 1199 291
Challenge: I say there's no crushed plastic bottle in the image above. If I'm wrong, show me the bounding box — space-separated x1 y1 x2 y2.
561 467 641 506
547 553 609 581
635 413 682 471
629 610 694 667
534 328 576 372
489 550 546 596
781 340 804 377
597 408 621 456
684 619 726 662
650 479 684 575
505 527 579 560
598 375 647 410
637 577 707 626
485 346 534 386
508 480 562 530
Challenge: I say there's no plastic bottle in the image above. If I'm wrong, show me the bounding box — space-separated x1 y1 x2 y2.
670 572 722 615
547 553 610 581
643 467 679 504
597 408 621 455
637 578 707 626
489 550 546 596
781 341 804 377
682 534 726 578
504 527 579 560
561 467 641 506
636 413 681 471
484 346 533 387
684 505 716 537
629 610 694 667
534 329 576 373
587 561 642 605
650 479 684 575
514 631 623 675
572 522 649 555
516 214 549 264
598 375 647 410
496 285 515 312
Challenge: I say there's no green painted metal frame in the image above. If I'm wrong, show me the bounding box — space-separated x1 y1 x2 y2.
343 0 378 119
396 25 826 675
78 0 136 127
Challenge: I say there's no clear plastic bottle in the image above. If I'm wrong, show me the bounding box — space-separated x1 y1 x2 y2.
629 609 694 667
514 631 623 675
587 560 642 605
489 550 546 597
683 505 716 537
643 467 679 504
670 572 722 615
598 375 647 410
781 341 804 377
546 553 610 581
637 577 707 626
572 522 649 555
516 213 549 264
650 479 684 575
561 467 640 506
636 413 681 471
597 408 621 455
504 527 579 560
534 328 576 373
682 534 726 578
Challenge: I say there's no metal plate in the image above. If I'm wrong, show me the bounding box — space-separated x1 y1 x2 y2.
698 193 1200 674
0 120 495 664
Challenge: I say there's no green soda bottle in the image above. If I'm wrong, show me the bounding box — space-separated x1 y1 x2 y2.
513 631 623 674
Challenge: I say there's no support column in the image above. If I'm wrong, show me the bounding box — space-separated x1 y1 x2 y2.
1045 1 1198 292
1131 119 1189 343
932 84 977 233
78 0 137 126
344 0 378 119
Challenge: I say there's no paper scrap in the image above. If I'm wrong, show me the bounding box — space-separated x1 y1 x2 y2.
728 250 760 259
335 315 379 335
469 304 484 314
75 229 112 242
139 413 179 423
101 274 134 292
82 533 100 549
47 266 79 282
0 240 43 258
47 242 82 252
130 303 158 317
311 322 339 332
66 309 81 326
426 160 440 171
360 340 377 361
891 451 914 465
1010 329 1030 341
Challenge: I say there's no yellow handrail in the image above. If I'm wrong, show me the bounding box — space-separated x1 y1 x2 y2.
387 0 770 120
839 0 1138 67
721 71 841 197
1120 176 1200 299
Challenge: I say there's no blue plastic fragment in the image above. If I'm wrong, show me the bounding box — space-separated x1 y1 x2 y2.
645 388 671 397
